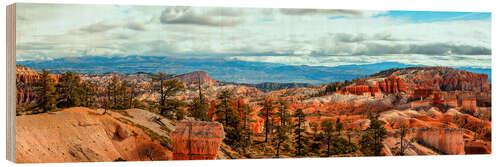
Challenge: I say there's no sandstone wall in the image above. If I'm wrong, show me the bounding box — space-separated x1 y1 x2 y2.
171 121 224 160
415 128 465 155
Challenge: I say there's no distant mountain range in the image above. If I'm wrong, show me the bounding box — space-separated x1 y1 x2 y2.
16 56 491 84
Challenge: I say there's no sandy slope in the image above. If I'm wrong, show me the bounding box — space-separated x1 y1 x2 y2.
16 107 171 163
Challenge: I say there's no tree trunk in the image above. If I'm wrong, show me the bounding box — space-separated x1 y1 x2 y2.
265 111 269 143
276 141 281 157
327 136 331 157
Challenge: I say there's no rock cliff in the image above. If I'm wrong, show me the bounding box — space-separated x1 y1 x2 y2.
415 128 465 155
171 121 225 160
374 67 490 92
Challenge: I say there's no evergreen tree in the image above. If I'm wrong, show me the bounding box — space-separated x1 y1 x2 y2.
188 75 209 121
335 117 344 135
309 122 322 155
274 99 290 157
82 81 96 108
215 89 234 126
128 82 136 109
321 119 334 157
275 125 289 157
277 99 291 128
395 125 410 155
241 101 254 152
215 89 243 147
164 99 186 120
188 97 209 121
110 75 120 108
103 80 112 115
259 98 275 143
56 71 84 108
294 109 308 157
152 72 185 118
36 69 57 113
360 115 387 156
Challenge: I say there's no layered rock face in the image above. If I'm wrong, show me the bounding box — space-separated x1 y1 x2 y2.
340 75 406 96
465 141 491 154
171 121 224 160
16 65 60 105
16 65 40 105
378 75 407 93
16 107 171 163
378 67 490 92
415 128 465 155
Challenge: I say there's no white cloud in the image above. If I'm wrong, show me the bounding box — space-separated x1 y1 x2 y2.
15 4 491 69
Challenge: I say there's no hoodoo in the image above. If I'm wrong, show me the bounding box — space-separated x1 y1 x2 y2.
171 121 225 160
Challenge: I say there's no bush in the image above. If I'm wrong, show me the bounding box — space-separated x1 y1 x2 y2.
328 136 358 155
114 157 126 161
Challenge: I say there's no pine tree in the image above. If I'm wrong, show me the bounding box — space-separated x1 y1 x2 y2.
294 109 308 157
36 69 57 113
241 102 254 152
396 125 410 155
335 117 344 135
189 97 209 121
215 89 243 147
360 115 387 156
215 89 234 126
188 77 209 121
321 119 334 157
275 99 290 157
56 71 84 108
152 72 185 118
275 125 289 157
128 82 136 109
259 98 275 143
82 81 96 108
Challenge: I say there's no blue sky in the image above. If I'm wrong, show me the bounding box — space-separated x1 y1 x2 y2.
15 4 491 69
378 11 491 22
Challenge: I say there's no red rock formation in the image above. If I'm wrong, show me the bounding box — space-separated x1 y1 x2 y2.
465 141 491 154
415 128 465 155
412 88 434 100
340 75 406 96
344 85 370 95
370 85 381 96
175 71 215 85
171 121 224 160
461 98 478 112
380 67 490 92
16 65 61 105
378 75 407 93
16 65 40 105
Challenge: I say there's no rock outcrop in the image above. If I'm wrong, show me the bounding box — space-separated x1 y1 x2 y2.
16 65 40 105
375 67 490 92
175 71 215 85
16 65 60 105
171 121 224 160
378 75 407 93
465 141 491 154
340 75 405 96
415 128 465 155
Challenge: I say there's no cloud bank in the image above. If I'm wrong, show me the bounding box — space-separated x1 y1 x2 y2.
15 4 491 69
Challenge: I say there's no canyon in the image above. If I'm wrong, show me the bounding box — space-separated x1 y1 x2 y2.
15 65 491 162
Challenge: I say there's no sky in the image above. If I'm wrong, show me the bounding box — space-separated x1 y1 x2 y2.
15 3 491 69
